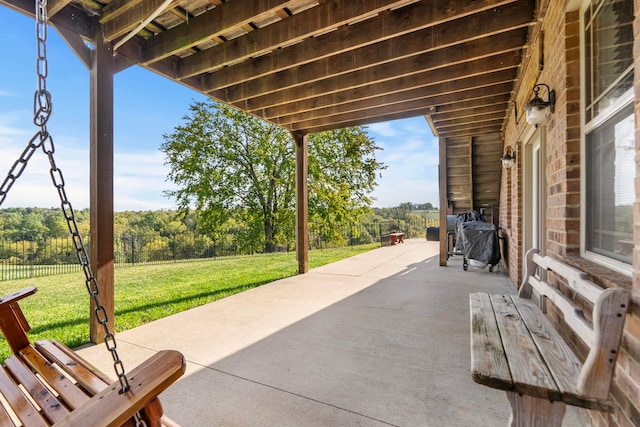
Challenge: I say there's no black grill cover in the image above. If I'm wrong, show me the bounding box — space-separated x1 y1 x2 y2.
458 221 501 266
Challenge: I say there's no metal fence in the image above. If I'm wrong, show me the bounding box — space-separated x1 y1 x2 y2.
1 216 439 281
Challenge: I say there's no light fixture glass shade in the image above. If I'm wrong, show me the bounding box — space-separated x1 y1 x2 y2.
525 105 548 125
501 156 515 168
501 147 516 169
524 84 555 126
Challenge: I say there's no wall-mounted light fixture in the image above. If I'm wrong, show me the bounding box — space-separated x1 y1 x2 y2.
501 146 516 169
524 83 556 126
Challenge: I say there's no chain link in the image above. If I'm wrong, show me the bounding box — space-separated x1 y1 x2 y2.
35 0 50 127
33 0 132 395
0 1 153 421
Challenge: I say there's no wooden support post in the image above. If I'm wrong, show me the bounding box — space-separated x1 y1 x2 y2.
89 30 115 343
293 131 309 274
438 137 448 266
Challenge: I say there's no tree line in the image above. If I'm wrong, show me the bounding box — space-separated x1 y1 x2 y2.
0 206 437 245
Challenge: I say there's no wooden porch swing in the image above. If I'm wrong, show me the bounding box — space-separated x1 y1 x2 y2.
0 2 185 425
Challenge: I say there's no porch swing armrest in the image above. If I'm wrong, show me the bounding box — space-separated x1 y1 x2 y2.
0 287 38 354
0 287 37 308
53 350 186 427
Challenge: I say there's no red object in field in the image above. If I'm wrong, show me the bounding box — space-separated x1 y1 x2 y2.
389 232 404 245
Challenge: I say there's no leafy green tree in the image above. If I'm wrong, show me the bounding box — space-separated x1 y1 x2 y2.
161 100 384 252
16 212 48 240
308 128 385 234
44 212 68 238
162 101 294 252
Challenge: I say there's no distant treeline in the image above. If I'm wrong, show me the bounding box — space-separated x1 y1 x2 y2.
0 208 195 242
0 205 438 244
0 205 438 281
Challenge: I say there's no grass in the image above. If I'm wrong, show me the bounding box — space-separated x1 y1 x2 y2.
0 243 379 360
414 210 440 222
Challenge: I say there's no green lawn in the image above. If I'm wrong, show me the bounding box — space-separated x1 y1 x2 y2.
414 210 440 222
0 243 378 360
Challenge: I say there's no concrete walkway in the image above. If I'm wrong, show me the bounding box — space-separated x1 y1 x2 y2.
77 239 583 426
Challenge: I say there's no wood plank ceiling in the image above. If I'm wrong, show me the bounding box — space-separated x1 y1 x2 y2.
1 0 537 215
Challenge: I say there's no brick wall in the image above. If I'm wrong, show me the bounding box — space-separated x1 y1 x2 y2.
499 1 640 425
623 0 640 424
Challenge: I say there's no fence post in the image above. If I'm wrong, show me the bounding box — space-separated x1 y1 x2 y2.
131 234 136 265
29 237 34 278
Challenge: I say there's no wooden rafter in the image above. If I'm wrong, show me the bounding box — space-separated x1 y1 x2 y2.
0 0 538 273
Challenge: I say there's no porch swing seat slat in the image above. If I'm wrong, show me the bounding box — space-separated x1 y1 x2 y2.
0 363 49 427
35 339 113 395
0 287 186 427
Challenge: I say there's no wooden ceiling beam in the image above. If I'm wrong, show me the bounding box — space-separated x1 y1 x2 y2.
435 111 507 129
438 124 505 139
438 118 505 133
0 0 96 39
217 27 527 105
285 79 515 133
290 102 444 132
272 82 513 133
431 106 509 124
47 0 72 17
102 0 177 41
53 22 91 68
267 91 509 134
298 109 442 135
201 0 531 92
175 0 414 79
139 0 296 64
236 43 522 115
428 96 511 120
100 0 145 24
256 67 517 125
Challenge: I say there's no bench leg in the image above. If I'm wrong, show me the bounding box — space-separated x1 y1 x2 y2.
506 392 566 427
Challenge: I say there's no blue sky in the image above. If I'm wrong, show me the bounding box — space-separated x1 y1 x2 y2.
0 7 439 211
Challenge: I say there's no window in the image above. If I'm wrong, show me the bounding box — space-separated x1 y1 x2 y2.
584 0 633 121
585 104 634 264
583 0 635 268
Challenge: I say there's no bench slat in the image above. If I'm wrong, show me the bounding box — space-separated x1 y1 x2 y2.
530 253 602 304
0 403 18 426
0 363 48 427
489 294 559 399
19 345 91 410
35 340 110 396
511 297 595 407
4 355 70 424
527 276 595 347
469 293 511 390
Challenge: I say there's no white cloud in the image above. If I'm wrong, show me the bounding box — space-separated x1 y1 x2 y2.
367 117 440 208
0 133 89 209
113 150 177 211
0 128 176 211
367 122 397 137
371 177 439 208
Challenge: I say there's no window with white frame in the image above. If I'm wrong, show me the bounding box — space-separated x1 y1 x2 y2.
583 0 634 267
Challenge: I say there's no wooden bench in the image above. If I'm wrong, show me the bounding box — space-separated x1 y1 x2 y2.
470 249 629 426
0 287 185 426
388 232 404 245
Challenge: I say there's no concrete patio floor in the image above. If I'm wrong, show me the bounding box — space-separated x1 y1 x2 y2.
77 239 584 426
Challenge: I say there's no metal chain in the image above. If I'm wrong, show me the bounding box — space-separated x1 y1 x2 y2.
0 3 149 424
33 0 136 398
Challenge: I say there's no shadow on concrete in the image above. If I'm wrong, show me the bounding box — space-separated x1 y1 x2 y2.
162 246 515 426
77 240 582 426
